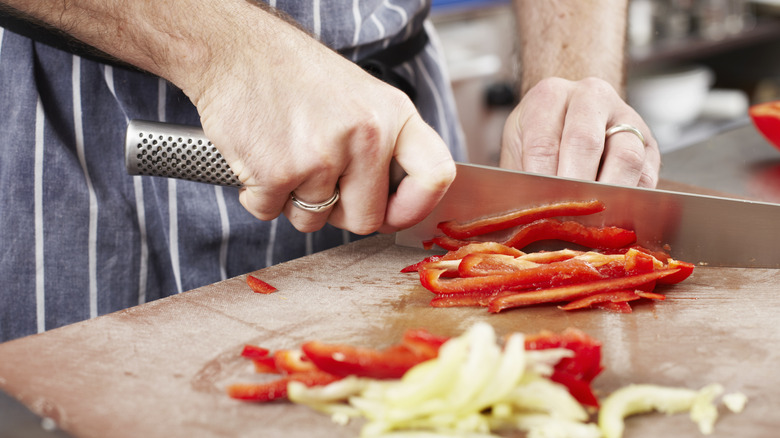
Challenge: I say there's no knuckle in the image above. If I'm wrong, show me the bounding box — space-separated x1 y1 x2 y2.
566 131 604 154
611 144 646 170
579 77 616 97
524 136 561 159
527 77 568 99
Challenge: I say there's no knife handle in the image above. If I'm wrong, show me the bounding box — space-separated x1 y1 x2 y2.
125 119 408 190
125 119 243 187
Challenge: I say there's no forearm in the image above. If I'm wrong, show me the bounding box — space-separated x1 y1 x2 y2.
513 0 628 96
0 0 309 101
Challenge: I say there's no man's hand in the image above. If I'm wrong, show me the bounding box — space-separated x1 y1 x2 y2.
190 13 455 235
500 77 660 188
507 0 659 188
2 0 456 235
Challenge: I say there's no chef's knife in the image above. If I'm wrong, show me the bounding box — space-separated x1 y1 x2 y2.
125 119 780 268
396 163 780 268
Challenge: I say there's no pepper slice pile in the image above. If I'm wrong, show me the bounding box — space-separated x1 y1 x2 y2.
405 200 694 313
227 327 602 408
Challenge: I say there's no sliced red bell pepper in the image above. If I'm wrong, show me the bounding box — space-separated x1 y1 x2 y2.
502 218 636 250
593 301 633 313
227 370 340 402
457 253 538 277
400 255 444 273
656 259 695 284
419 258 604 295
517 249 583 264
430 290 515 308
749 100 780 149
525 328 603 384
240 344 271 360
401 328 450 357
635 290 666 300
239 345 278 373
488 268 679 313
525 328 603 407
274 349 317 374
436 200 606 239
301 342 430 380
559 290 643 311
401 242 523 274
246 274 278 294
252 357 279 374
429 235 473 251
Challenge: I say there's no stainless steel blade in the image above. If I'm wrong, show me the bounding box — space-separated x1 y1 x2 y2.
396 162 780 268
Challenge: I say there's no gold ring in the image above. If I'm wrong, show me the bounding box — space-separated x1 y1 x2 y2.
290 188 340 212
606 124 646 146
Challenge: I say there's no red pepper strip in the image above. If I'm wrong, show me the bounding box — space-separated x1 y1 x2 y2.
550 370 600 407
402 242 523 273
593 249 658 279
656 259 695 284
246 274 278 294
559 290 642 311
240 344 271 360
502 218 637 250
301 342 431 379
240 345 279 374
430 235 472 251
525 328 603 384
488 269 679 313
227 370 340 402
594 301 634 313
458 253 539 277
419 258 604 295
518 249 582 264
274 349 317 374
252 357 279 374
401 328 450 358
444 241 524 259
430 290 516 308
406 259 461 278
605 245 672 264
525 328 603 407
436 200 606 239
635 290 666 300
401 255 444 273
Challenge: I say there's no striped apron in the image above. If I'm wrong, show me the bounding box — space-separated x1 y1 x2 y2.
0 0 466 341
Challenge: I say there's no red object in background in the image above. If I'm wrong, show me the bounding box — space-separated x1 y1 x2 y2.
749 100 780 150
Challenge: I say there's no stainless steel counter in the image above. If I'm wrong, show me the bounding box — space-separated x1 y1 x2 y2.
659 121 780 201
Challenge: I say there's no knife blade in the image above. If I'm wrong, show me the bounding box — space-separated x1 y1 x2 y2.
125 120 780 268
395 162 780 269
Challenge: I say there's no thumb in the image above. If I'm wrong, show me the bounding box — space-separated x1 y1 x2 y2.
380 115 455 232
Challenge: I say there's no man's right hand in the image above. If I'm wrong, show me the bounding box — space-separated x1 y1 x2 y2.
1 0 456 235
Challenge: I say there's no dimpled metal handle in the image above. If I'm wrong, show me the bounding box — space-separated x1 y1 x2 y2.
124 119 242 187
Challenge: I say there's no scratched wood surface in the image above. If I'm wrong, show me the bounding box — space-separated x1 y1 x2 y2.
0 228 778 438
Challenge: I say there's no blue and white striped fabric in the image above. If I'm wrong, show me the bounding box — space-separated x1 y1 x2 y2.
0 0 465 342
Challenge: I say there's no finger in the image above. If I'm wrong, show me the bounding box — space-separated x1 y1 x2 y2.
511 79 570 176
556 81 613 180
599 119 659 187
235 157 293 221
380 114 455 233
499 107 524 170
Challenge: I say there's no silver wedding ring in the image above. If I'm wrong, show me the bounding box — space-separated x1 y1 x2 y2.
606 123 646 146
290 188 340 212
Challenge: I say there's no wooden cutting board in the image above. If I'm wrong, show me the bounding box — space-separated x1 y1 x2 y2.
0 230 778 438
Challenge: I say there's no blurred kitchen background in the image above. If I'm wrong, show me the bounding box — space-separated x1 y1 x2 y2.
430 0 780 164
